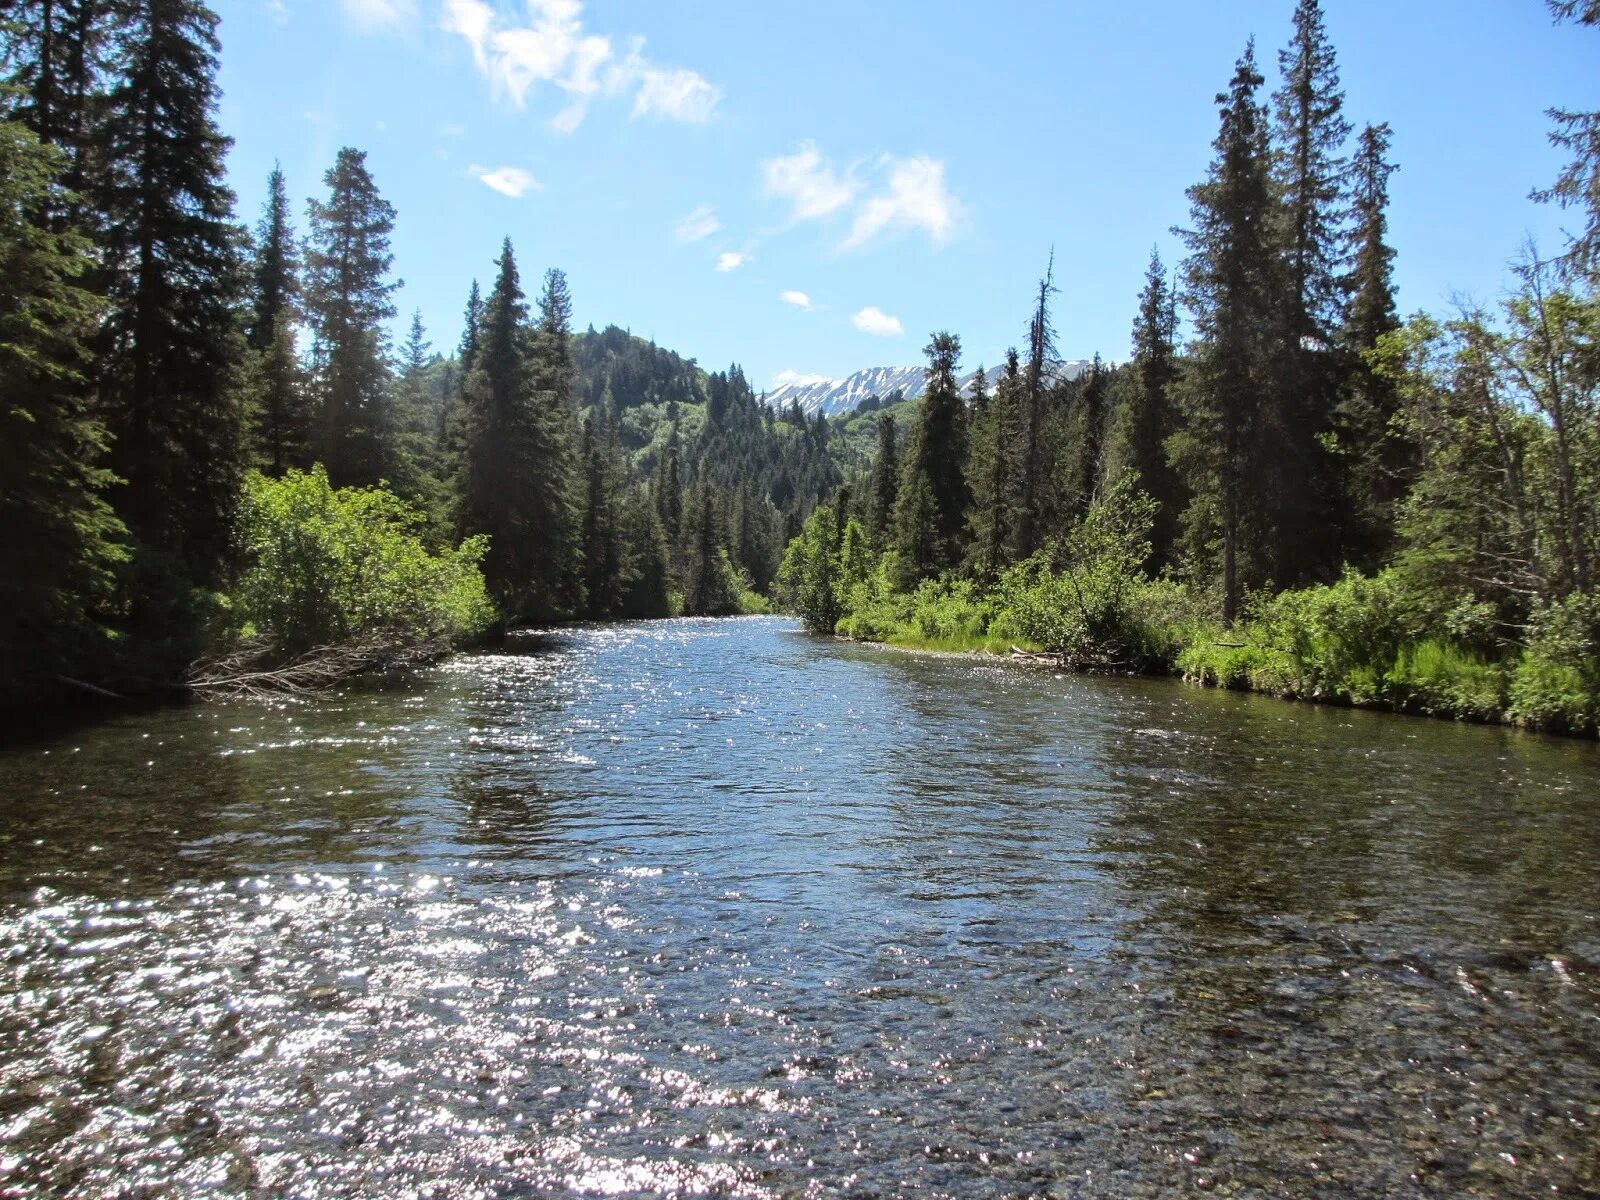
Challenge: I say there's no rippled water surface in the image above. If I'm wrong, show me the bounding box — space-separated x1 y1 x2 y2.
2 617 1599 1197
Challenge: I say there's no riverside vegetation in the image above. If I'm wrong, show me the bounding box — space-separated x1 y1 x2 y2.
779 2 1600 738
3 1 1599 736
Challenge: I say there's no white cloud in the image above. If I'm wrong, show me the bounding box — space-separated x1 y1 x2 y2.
265 0 291 24
341 0 415 29
676 204 721 244
780 290 814 311
852 306 904 337
632 62 721 123
469 164 541 197
772 369 836 390
840 155 961 251
442 0 719 133
762 141 859 224
715 251 749 272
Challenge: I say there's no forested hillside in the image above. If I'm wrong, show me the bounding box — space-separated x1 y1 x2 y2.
781 0 1600 736
0 1 838 714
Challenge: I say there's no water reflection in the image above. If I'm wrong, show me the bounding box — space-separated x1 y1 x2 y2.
0 617 1597 1197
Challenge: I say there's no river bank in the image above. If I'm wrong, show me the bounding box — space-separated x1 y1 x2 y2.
844 615 1600 741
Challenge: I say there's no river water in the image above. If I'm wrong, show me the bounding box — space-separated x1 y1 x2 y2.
1 616 1597 1198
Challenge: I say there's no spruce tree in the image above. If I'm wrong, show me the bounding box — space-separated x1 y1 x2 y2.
0 116 125 706
246 164 307 474
97 0 244 575
1172 42 1280 626
1271 0 1352 582
892 332 968 585
2 0 112 231
967 348 1020 579
867 411 899 547
304 146 398 488
1070 354 1110 518
457 238 579 621
1338 122 1407 563
1011 255 1057 561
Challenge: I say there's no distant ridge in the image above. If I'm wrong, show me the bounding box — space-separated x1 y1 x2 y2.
764 360 1098 419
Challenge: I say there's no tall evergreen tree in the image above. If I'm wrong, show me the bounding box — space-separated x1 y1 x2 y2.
534 266 574 406
867 411 899 547
246 163 307 474
967 348 1020 579
0 115 125 706
1271 0 1352 583
1011 255 1058 561
457 238 579 621
1172 42 1280 626
97 0 244 574
1070 353 1110 518
1338 121 1407 563
2 0 112 230
1108 250 1184 570
304 145 397 487
892 332 969 585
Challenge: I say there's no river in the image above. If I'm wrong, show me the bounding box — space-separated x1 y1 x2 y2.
1 616 1597 1197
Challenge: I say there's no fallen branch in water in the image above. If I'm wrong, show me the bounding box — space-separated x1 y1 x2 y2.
189 632 450 698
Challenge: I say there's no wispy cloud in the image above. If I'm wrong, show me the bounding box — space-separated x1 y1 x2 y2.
762 141 965 252
441 0 720 133
340 0 416 30
676 203 721 244
265 0 291 25
852 306 904 337
763 141 859 224
780 290 815 311
841 156 962 251
469 164 541 197
716 251 749 273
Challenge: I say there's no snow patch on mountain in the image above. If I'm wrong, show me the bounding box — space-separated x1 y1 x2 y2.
764 360 1098 419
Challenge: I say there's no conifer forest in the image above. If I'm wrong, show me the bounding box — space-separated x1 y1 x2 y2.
4 0 1599 735
3 5 1600 1198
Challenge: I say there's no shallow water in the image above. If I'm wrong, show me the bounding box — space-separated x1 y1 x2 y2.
1 616 1597 1197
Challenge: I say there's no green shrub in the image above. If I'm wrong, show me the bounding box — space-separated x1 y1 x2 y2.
1388 639 1506 720
1507 594 1600 734
232 467 497 653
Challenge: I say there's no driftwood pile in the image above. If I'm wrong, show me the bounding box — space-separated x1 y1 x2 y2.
189 633 449 698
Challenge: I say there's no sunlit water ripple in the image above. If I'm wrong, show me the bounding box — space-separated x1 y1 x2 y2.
1 617 1597 1197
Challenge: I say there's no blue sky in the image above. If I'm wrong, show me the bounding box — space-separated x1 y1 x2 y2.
216 0 1600 391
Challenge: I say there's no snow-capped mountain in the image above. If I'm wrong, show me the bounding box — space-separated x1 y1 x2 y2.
764 360 1098 419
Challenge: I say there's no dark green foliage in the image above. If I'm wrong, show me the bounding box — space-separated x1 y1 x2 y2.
96 0 244 577
246 164 309 475
304 146 398 488
1107 250 1184 570
966 349 1019 580
867 412 898 545
456 238 579 622
1 0 112 230
1171 42 1280 626
1010 256 1057 561
892 332 968 586
0 115 126 707
1067 353 1110 518
1337 122 1407 564
682 484 741 616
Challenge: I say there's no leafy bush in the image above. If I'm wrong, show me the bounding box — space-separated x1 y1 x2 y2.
1508 594 1600 734
232 468 497 653
992 479 1162 666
